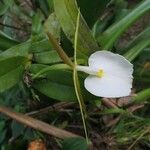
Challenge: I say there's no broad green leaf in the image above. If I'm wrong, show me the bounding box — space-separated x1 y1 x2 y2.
0 65 24 92
34 51 62 64
0 31 19 50
29 64 49 74
33 68 94 102
124 39 150 61
98 0 150 49
62 137 88 150
44 13 61 40
77 0 109 28
0 56 27 92
33 70 77 101
0 57 26 76
30 39 52 53
0 41 30 61
0 42 29 92
53 0 99 58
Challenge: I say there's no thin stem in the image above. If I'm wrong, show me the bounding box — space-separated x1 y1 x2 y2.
73 10 89 144
46 32 74 68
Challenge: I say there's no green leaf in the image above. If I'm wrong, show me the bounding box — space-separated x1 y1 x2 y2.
0 41 30 61
0 57 26 76
62 137 88 150
44 13 61 40
0 31 19 50
34 50 62 65
0 43 28 92
0 0 13 16
29 64 49 74
124 39 150 61
98 0 150 49
30 39 52 53
0 65 24 92
32 10 43 35
124 26 150 51
53 0 99 58
33 70 77 101
132 88 150 103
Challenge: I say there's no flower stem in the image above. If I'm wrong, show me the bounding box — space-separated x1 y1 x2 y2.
73 10 89 144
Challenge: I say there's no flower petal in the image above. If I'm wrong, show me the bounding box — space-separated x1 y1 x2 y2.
88 51 133 78
84 75 132 98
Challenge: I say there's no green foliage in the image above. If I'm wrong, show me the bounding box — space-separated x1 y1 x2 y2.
33 70 77 101
98 0 150 49
0 0 150 149
53 0 99 58
0 31 19 50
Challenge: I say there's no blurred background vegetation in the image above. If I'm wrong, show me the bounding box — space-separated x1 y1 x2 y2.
0 0 150 149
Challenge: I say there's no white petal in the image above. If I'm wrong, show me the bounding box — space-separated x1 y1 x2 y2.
84 75 132 98
88 51 133 78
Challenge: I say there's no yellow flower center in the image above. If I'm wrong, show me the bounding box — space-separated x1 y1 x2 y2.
97 69 104 78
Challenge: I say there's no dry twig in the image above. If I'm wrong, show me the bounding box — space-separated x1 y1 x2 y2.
0 106 80 139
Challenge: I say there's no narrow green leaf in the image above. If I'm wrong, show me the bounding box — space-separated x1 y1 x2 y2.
53 0 99 57
124 39 150 61
132 88 150 103
124 26 150 51
98 0 150 49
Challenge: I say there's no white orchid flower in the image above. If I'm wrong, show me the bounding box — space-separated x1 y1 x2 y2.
76 51 133 98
